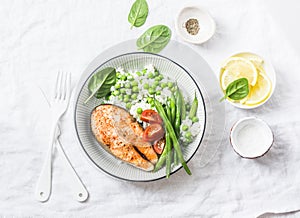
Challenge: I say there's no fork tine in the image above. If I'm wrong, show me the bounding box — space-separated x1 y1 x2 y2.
66 72 71 100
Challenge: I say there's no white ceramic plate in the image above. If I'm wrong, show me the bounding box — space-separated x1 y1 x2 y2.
74 52 206 181
175 6 216 44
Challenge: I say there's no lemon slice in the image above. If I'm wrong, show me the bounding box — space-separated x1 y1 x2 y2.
220 57 258 90
233 53 264 69
244 73 272 106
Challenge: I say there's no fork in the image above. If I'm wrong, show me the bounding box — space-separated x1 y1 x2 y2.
35 72 71 202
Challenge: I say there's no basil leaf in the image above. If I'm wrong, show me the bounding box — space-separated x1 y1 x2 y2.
84 67 116 104
220 78 249 102
128 0 148 28
136 25 171 53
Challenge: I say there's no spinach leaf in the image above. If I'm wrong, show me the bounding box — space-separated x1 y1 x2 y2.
220 78 249 102
128 0 148 28
136 25 171 53
84 67 116 104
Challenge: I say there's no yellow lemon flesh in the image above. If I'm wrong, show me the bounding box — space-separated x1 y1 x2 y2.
244 72 272 106
220 57 258 90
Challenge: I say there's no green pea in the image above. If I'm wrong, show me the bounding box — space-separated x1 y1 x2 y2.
185 132 192 139
137 108 143 114
118 95 123 101
155 76 164 81
120 88 126 94
142 69 147 75
113 90 120 96
128 76 134 81
192 117 199 123
131 81 138 86
167 82 173 88
147 97 153 103
126 103 132 109
154 70 160 76
121 75 127 81
151 84 157 89
182 125 189 131
125 83 131 89
156 90 161 95
132 86 139 93
171 87 177 92
147 72 154 79
154 81 160 86
160 83 167 88
186 138 192 143
143 83 149 89
148 88 155 95
150 102 155 107
136 71 142 76
124 97 129 103
115 83 121 89
131 93 137 100
116 72 121 78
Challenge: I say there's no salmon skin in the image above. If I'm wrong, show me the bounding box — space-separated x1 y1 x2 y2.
91 104 158 171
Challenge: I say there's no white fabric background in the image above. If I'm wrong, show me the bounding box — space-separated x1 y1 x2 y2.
1 0 300 217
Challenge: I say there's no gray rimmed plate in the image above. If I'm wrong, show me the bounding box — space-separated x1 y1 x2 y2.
74 52 206 182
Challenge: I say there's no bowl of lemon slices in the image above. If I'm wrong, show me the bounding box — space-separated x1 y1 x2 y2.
219 52 276 109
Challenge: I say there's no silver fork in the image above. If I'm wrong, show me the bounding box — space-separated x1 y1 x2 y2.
35 72 71 202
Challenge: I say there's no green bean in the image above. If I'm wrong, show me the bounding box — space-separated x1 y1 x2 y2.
165 132 172 178
173 149 179 166
170 95 176 126
179 90 186 120
166 104 171 121
189 92 198 119
175 87 182 136
154 99 191 175
154 145 167 172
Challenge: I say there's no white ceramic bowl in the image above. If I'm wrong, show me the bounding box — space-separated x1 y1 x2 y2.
175 6 216 44
220 52 276 109
230 117 274 158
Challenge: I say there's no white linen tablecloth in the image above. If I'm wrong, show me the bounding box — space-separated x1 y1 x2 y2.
1 0 300 217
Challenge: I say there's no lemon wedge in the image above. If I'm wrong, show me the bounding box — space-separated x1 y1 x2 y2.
244 73 272 106
233 53 264 69
220 57 258 90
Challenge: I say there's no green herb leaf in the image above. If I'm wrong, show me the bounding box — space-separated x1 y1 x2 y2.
84 67 116 104
220 78 249 102
136 25 171 53
128 0 148 28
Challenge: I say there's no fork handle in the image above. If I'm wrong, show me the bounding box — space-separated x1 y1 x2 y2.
35 120 58 202
56 139 89 202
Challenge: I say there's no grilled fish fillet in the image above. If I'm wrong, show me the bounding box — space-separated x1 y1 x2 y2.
91 104 158 171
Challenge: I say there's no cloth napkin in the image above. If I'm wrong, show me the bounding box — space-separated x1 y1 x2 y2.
0 0 299 217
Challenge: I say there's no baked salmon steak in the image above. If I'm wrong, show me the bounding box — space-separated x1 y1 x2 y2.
91 104 158 171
